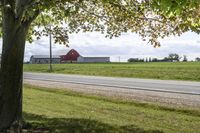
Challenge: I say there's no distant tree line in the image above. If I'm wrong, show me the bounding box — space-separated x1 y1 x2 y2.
196 57 200 62
128 58 145 62
128 53 200 62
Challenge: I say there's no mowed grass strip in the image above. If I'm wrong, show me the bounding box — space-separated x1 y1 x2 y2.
23 85 200 133
24 62 200 81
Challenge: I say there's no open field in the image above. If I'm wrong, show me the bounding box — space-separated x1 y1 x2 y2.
24 62 200 81
23 85 200 133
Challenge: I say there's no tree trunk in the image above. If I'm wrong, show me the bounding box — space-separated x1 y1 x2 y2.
0 7 29 132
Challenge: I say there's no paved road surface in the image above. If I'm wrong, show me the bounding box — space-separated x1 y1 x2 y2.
24 72 200 95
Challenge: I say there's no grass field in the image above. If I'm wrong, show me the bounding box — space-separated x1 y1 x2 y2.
24 62 200 81
23 85 200 133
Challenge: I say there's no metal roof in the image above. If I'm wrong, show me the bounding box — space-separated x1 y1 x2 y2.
31 55 61 59
78 56 110 58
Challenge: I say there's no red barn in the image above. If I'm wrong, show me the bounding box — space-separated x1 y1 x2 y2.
60 49 80 63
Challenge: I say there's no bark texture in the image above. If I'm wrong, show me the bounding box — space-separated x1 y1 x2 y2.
0 6 29 132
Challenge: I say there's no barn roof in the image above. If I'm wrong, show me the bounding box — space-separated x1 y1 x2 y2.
31 55 61 59
79 56 110 58
60 49 80 61
30 49 80 61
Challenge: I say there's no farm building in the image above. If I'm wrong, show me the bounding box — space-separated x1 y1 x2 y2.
78 56 110 63
30 55 61 64
60 49 80 63
30 49 110 64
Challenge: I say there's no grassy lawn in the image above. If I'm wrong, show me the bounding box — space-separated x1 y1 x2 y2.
23 85 200 133
24 62 200 81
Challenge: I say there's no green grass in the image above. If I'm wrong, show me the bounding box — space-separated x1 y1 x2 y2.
24 62 200 81
23 85 200 133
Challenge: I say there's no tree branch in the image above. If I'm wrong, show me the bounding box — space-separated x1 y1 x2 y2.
69 0 164 25
73 2 110 23
108 1 164 23
0 0 3 5
23 9 40 26
15 0 33 19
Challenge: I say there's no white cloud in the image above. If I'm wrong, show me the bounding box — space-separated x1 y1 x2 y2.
0 32 200 62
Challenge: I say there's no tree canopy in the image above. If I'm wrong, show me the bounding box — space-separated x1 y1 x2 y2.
1 0 199 47
152 0 200 34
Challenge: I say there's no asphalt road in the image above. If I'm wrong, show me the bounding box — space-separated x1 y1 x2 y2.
24 72 200 95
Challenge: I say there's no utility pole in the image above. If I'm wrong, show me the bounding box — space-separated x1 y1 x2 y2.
49 25 53 72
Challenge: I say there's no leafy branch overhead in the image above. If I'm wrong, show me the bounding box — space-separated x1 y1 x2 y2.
2 0 200 47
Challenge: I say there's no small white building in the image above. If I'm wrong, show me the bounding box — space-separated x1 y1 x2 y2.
77 56 110 63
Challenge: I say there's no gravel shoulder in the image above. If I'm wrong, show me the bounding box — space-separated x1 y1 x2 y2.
24 79 200 109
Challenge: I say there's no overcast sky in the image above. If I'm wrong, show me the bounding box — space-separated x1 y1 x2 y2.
0 31 200 62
